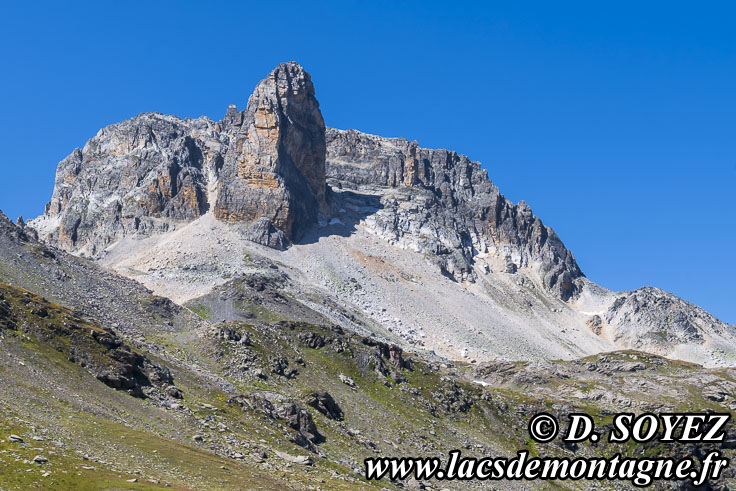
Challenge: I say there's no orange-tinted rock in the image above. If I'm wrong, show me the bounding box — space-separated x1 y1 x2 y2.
215 62 327 240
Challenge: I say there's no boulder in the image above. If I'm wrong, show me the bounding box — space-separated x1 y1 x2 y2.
306 392 343 421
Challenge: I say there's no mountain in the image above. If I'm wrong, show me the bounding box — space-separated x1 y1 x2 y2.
29 62 735 368
2 61 736 489
3 210 736 490
32 62 327 253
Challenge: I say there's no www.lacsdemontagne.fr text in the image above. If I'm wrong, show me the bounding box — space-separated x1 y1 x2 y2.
365 449 729 487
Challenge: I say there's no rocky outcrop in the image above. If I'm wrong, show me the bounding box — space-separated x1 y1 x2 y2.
31 62 327 255
306 391 343 421
0 282 175 399
242 217 291 250
604 287 733 350
357 337 410 379
90 329 174 398
232 391 323 448
431 379 475 414
326 128 584 298
216 62 328 238
32 114 219 255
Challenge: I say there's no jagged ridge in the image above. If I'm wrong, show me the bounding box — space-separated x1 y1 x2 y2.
24 61 735 367
31 62 582 301
32 62 328 255
327 128 584 299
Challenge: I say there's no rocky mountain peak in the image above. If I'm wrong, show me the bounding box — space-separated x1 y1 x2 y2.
215 61 328 237
326 128 585 299
31 62 328 254
21 61 736 370
29 61 586 301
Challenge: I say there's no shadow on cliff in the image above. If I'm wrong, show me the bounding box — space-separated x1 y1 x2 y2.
297 188 383 245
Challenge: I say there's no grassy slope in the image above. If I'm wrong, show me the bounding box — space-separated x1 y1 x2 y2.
1 222 735 489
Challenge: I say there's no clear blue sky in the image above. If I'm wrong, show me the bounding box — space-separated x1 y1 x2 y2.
1 1 734 322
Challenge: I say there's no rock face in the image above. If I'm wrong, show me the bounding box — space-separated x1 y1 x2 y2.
31 60 582 300
604 287 730 350
326 128 584 298
216 62 328 238
31 62 327 255
35 114 219 255
32 61 580 300
242 217 291 250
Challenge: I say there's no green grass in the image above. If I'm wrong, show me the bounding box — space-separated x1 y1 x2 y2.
188 303 211 320
0 410 170 490
4 276 735 490
233 298 284 323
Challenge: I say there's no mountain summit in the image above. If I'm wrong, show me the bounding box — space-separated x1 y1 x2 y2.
32 62 580 297
216 61 328 237
33 62 327 252
30 62 736 367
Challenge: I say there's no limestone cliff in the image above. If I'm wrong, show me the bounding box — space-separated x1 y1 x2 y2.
326 128 584 299
31 62 328 255
33 62 583 301
26 61 736 367
216 61 328 238
35 114 218 255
